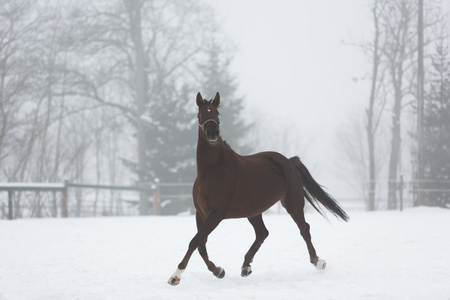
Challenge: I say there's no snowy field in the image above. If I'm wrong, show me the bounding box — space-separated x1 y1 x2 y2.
0 207 449 300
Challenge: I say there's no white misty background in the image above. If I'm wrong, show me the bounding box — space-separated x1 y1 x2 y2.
1 0 450 217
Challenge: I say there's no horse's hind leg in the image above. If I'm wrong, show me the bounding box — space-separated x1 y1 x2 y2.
282 196 326 270
241 214 269 277
196 212 225 278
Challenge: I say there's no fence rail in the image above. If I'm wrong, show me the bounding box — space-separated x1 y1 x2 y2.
67 183 155 191
0 181 189 220
2 179 449 219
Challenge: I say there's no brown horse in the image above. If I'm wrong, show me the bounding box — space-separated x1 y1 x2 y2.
168 92 349 286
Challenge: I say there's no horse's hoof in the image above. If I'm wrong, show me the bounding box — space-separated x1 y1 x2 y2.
168 269 184 286
315 259 326 270
167 276 181 286
241 266 252 277
216 267 225 279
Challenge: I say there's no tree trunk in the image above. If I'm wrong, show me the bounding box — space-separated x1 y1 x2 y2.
366 0 381 211
387 72 403 210
128 0 150 215
415 0 425 207
367 120 376 211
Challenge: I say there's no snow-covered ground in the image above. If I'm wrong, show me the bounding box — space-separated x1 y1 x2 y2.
0 207 449 300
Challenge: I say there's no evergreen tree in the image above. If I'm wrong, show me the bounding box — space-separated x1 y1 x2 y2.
136 41 254 214
422 41 450 208
198 41 254 154
142 83 196 184
129 40 253 214
122 83 198 215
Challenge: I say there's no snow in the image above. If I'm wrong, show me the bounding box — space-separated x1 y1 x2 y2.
0 207 449 300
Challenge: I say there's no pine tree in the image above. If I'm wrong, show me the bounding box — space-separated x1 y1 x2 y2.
142 83 196 184
128 41 253 186
198 41 253 154
422 41 450 208
128 40 254 214
121 83 197 215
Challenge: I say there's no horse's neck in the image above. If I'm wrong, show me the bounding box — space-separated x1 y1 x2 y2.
196 134 226 172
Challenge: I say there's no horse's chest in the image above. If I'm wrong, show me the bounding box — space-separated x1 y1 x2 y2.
195 178 231 214
197 184 226 201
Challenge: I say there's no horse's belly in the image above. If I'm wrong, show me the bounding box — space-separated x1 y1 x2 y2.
225 179 285 218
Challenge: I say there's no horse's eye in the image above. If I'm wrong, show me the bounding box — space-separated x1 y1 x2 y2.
198 113 202 119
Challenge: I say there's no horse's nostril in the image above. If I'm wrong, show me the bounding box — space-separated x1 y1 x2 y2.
206 124 219 135
206 127 219 143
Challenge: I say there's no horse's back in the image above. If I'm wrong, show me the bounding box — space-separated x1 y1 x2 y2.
223 151 295 218
243 151 294 176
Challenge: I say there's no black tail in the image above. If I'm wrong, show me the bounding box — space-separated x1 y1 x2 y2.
290 156 349 222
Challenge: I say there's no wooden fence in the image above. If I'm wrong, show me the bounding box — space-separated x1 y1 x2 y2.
0 181 181 220
3 179 448 219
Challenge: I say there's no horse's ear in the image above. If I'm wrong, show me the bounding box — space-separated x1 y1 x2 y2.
196 92 203 107
212 92 220 107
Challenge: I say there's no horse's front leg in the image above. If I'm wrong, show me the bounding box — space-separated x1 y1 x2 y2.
168 212 223 286
196 212 225 279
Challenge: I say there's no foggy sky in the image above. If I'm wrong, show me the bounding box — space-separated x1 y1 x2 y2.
208 0 450 199
211 0 373 198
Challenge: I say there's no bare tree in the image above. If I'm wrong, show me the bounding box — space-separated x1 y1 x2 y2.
0 0 39 180
58 0 217 215
382 0 444 209
365 0 389 210
378 1 417 209
1 0 227 217
349 0 445 210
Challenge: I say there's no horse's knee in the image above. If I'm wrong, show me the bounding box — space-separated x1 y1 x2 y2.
198 243 207 257
300 222 311 235
260 228 269 241
188 236 201 250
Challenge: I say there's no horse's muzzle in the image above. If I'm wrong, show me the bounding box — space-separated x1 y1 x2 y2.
205 122 220 144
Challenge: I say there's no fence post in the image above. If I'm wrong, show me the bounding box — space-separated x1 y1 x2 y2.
52 191 57 218
61 180 68 218
399 174 403 212
153 179 160 216
8 190 13 220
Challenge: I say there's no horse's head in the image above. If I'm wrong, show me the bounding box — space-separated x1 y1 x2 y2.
196 92 221 145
